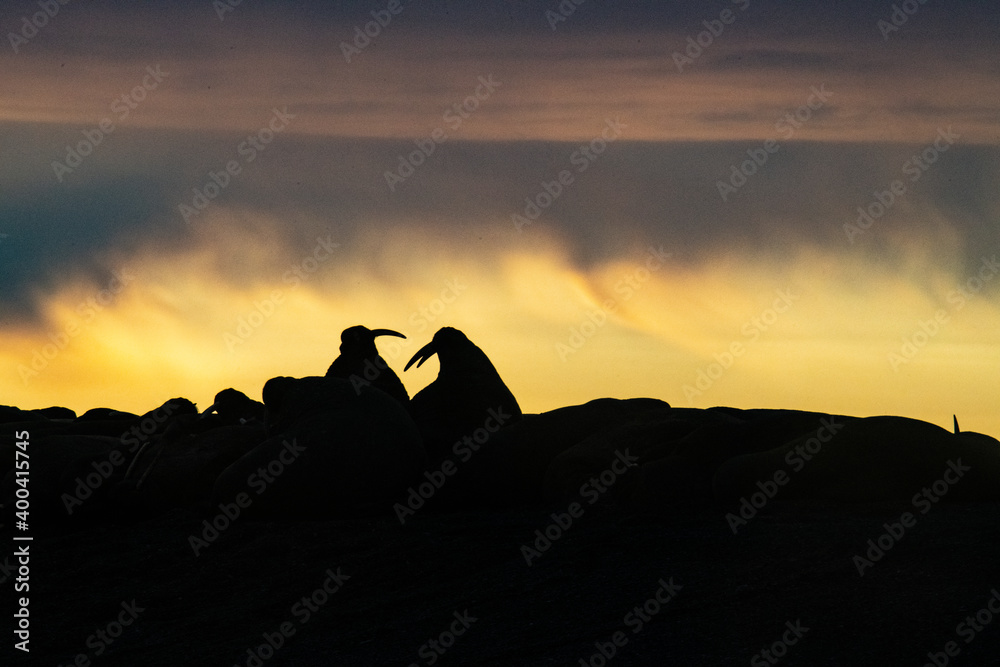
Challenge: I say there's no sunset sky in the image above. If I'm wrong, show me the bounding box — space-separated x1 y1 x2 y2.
2 1 998 436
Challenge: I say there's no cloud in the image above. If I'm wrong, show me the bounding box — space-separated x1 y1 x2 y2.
709 49 842 72
2 118 998 323
4 11 999 142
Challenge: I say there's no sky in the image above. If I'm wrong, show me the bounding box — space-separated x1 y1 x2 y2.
1 0 999 436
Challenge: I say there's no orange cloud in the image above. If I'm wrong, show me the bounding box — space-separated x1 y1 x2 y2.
4 29 999 144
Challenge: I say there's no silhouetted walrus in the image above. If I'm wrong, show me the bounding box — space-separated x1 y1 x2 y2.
404 327 522 464
203 388 265 425
326 326 409 404
34 406 77 420
712 415 1000 503
213 376 424 518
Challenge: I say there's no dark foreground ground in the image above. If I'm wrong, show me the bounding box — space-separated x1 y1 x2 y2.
7 499 1000 666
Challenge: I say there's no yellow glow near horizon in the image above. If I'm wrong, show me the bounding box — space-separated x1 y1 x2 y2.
2 208 997 438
